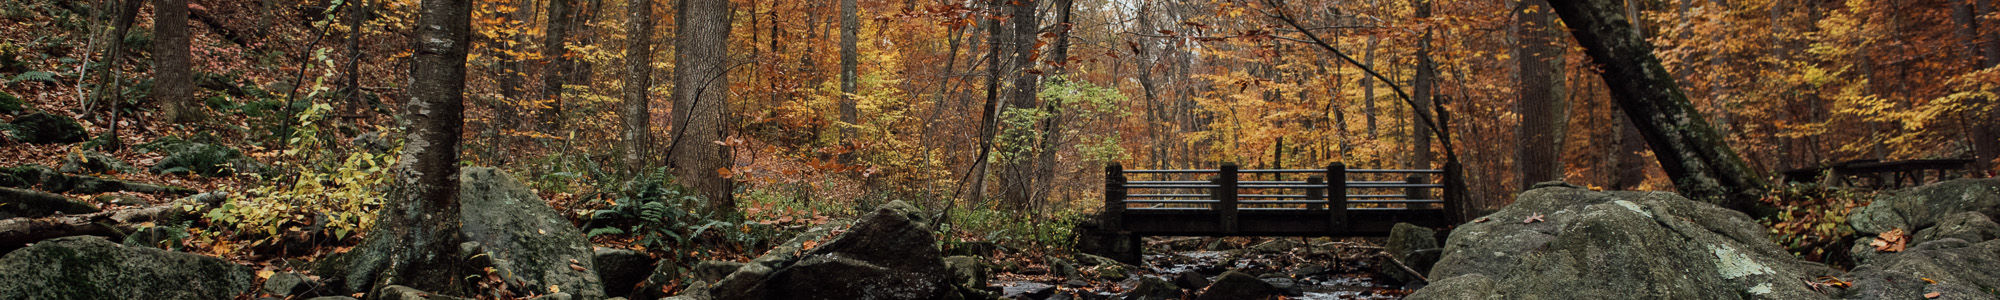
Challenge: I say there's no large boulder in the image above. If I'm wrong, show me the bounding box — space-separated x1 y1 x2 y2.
322 167 605 299
0 186 99 219
1382 222 1441 284
8 112 86 144
0 236 253 299
1409 184 1824 299
700 200 958 300
1849 178 2000 236
456 167 606 299
1838 238 2000 300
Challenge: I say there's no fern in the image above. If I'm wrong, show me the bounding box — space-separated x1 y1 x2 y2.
10 71 58 84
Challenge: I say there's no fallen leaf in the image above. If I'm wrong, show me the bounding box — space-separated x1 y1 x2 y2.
551 285 561 293
1474 217 1490 223
538 229 548 235
1523 213 1546 224
1922 277 1937 284
1926 292 1941 298
570 264 586 272
1872 228 1908 252
256 269 275 279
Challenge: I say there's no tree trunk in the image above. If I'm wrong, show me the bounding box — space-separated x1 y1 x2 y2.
965 3 1006 205
998 0 1042 210
620 0 653 174
838 0 859 140
356 0 472 293
1961 0 1999 172
1410 0 1435 170
90 0 143 151
154 0 197 124
540 0 575 131
344 0 371 117
1547 0 1769 213
1028 0 1075 209
670 0 735 213
1516 0 1568 188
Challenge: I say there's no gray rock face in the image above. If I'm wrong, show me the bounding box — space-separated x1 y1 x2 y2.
1849 178 2000 236
699 200 958 300
0 236 253 299
1411 184 1823 299
8 112 85 144
1914 212 2000 245
0 186 98 219
322 168 604 299
1837 238 2000 300
457 167 606 300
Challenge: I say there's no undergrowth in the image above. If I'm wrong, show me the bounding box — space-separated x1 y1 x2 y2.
1758 182 1872 269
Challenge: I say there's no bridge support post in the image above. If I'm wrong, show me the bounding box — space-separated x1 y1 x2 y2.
1216 163 1240 234
1103 162 1126 231
1327 163 1348 234
1443 161 1466 224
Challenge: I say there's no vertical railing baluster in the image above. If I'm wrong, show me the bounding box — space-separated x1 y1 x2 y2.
1406 174 1430 210
1305 176 1325 210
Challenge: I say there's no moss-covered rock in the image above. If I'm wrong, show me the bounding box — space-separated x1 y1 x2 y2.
58 151 138 175
1411 184 1824 299
320 168 605 299
145 142 264 177
0 90 23 115
0 236 253 299
8 112 86 144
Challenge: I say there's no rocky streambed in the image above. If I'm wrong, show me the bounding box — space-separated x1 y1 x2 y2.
4 166 1998 300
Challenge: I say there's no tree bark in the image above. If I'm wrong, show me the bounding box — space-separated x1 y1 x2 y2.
670 0 735 213
1961 0 1999 172
354 0 473 293
1516 0 1568 188
1028 0 1074 208
838 0 859 140
964 3 1006 206
1547 0 1769 212
343 0 371 117
154 0 198 124
91 0 144 151
998 0 1042 210
1410 0 1435 170
620 0 653 175
540 0 575 131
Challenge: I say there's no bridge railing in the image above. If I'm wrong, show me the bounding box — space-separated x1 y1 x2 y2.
1102 162 1463 233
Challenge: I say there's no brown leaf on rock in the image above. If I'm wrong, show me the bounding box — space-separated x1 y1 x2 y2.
1871 228 1907 252
1523 213 1545 224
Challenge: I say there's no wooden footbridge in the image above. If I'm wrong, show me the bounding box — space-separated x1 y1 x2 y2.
1077 161 1468 263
